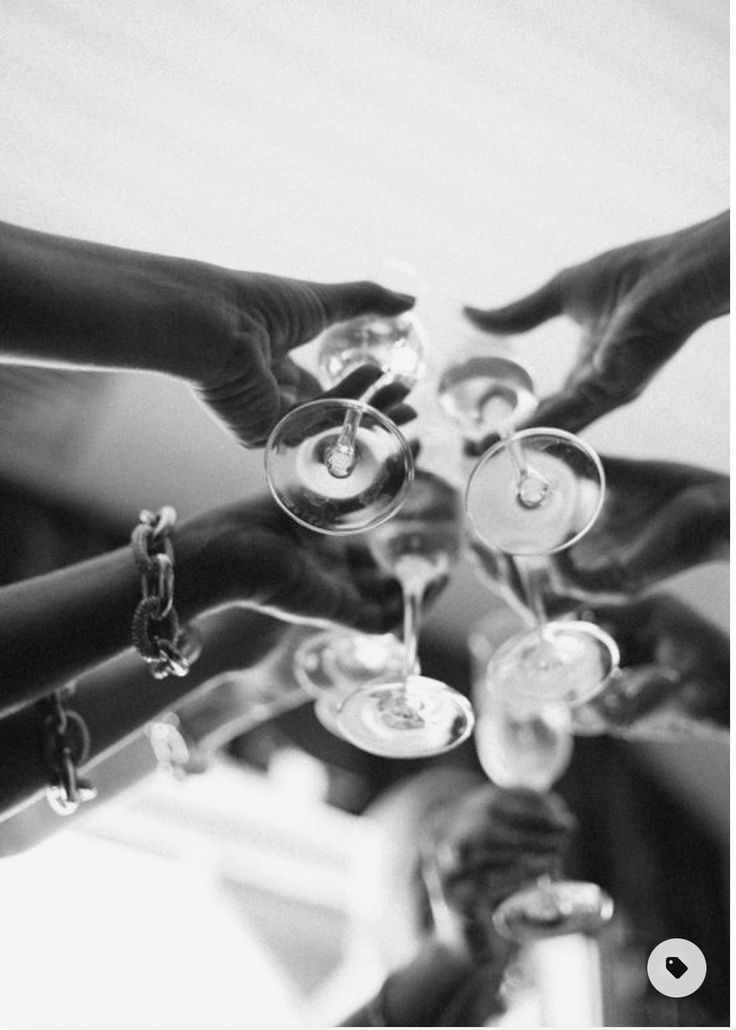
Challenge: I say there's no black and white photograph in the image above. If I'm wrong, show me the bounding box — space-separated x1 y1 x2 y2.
0 2 729 1027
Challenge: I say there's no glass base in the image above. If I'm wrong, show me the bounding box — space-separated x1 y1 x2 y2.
493 879 614 942
465 429 604 556
265 398 414 534
337 675 475 758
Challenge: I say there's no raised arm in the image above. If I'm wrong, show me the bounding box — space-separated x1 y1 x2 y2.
0 220 414 445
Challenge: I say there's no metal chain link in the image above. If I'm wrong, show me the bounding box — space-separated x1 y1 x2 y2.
42 685 98 816
131 507 200 679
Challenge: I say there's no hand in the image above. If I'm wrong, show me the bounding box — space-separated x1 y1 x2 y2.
0 221 415 448
571 595 729 740
465 212 729 434
421 786 575 961
195 270 416 446
177 364 412 629
552 456 729 596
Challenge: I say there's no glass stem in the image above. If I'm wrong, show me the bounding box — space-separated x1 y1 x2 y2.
517 557 548 626
402 580 423 678
503 429 550 509
324 371 396 478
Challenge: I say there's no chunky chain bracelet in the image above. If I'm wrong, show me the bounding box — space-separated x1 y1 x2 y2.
42 685 98 816
131 507 200 680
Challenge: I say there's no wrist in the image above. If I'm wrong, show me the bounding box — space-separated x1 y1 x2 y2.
172 514 237 618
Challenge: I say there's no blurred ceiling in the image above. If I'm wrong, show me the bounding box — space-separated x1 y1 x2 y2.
0 1 729 825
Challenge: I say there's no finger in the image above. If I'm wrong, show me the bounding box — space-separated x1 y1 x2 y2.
463 278 561 335
464 432 499 458
320 364 385 401
312 280 415 327
596 665 681 726
274 357 322 408
384 402 417 427
369 380 411 411
514 380 619 435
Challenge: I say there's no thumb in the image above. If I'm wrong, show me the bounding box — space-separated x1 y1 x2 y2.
464 277 561 335
311 280 415 327
514 376 618 434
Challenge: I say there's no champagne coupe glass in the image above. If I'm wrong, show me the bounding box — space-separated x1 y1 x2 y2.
469 612 614 942
438 341 537 450
440 345 617 707
264 265 428 536
439 338 605 556
293 628 405 738
337 471 475 758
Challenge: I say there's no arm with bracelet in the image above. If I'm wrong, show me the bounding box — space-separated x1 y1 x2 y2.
0 495 403 717
0 607 301 847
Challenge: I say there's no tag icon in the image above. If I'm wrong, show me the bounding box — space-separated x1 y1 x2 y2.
648 939 706 997
666 956 688 979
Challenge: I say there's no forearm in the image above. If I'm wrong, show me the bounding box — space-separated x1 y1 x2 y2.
0 607 288 819
0 220 228 379
0 521 226 715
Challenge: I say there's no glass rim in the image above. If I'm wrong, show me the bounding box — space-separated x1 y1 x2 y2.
464 426 606 556
337 677 476 758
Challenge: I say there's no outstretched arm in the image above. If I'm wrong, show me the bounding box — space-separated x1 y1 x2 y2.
0 487 402 716
0 220 414 445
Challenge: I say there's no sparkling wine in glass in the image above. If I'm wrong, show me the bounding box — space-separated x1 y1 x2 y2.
337 471 474 758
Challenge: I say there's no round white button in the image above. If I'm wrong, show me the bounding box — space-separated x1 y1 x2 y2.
647 938 706 998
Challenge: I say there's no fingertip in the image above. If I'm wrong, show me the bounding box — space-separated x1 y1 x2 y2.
385 289 416 312
384 402 417 427
323 364 383 400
